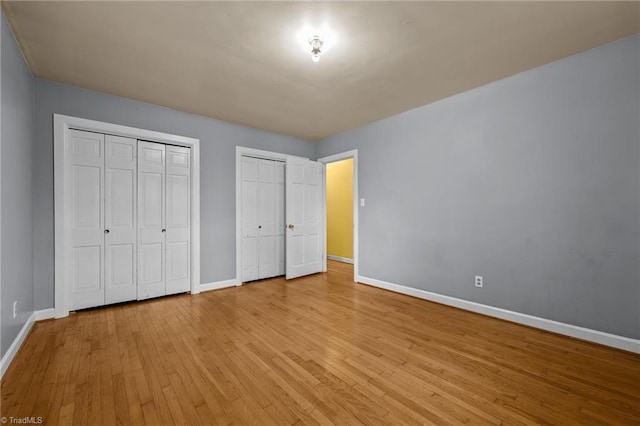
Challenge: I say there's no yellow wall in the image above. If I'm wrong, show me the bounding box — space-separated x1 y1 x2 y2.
326 158 353 259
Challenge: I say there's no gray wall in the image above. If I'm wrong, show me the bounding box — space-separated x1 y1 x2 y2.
1 14 35 357
316 35 640 339
33 80 315 310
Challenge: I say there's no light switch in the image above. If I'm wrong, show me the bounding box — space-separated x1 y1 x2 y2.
360 198 365 207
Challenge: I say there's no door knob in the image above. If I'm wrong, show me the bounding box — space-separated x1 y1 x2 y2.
162 229 166 233
258 225 262 229
288 224 295 229
104 229 110 234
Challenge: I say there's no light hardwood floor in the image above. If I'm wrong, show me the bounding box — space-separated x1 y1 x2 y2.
2 261 639 425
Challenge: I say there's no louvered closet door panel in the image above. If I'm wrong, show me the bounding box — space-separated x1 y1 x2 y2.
105 135 137 304
165 145 191 295
69 129 105 310
137 141 166 300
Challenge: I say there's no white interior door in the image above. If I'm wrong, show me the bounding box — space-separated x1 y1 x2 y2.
165 145 191 295
241 156 259 281
285 157 323 279
258 159 277 278
275 162 285 276
105 135 137 304
137 141 165 299
69 130 105 310
241 156 286 282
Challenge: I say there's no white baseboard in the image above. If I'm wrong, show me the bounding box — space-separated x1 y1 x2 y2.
327 255 354 264
0 312 35 379
200 278 239 293
0 309 57 379
35 308 55 321
357 275 640 354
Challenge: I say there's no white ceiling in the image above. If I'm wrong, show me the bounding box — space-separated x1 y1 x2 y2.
3 1 639 141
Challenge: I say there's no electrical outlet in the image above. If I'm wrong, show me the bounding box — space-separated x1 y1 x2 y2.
360 198 366 207
475 276 483 288
13 301 17 318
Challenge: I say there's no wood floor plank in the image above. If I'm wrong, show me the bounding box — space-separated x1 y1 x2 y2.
1 260 639 425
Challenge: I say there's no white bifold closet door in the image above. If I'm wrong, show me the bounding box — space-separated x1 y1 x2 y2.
137 141 166 299
241 156 285 282
69 130 137 310
69 132 190 310
105 135 138 304
165 145 191 295
138 141 191 300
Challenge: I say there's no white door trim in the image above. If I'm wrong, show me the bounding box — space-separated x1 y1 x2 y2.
54 114 200 318
235 146 308 284
318 150 359 282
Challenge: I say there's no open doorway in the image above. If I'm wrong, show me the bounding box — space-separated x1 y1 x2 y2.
326 159 354 264
319 150 359 282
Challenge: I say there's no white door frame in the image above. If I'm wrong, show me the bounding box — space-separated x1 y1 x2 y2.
235 146 309 284
54 114 201 318
318 150 359 282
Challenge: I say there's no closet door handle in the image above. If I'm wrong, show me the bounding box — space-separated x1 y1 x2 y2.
258 225 262 229
162 229 166 233
104 229 110 234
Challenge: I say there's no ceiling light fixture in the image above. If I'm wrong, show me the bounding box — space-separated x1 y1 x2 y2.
308 35 324 62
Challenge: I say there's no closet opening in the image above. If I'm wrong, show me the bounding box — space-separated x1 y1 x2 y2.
240 155 286 282
235 146 324 284
54 114 200 318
